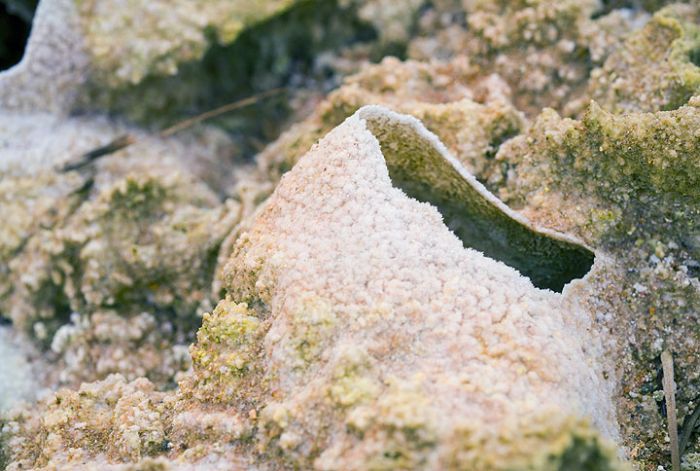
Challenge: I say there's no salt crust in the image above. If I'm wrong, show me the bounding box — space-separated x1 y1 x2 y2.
225 106 620 466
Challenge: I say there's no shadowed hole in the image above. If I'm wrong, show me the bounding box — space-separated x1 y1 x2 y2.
362 109 595 292
0 0 37 70
689 48 700 68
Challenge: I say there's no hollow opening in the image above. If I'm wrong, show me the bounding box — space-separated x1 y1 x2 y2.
0 0 36 71
689 48 700 68
361 109 595 292
590 0 666 19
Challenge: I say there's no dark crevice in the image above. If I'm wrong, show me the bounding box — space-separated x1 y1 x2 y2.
0 0 37 70
687 260 700 280
591 0 669 19
389 173 595 292
689 48 700 68
81 0 378 152
362 110 595 292
680 398 700 456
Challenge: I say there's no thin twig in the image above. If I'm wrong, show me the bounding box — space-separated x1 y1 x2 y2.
60 135 134 172
680 401 700 456
159 87 284 137
59 87 285 172
662 349 681 471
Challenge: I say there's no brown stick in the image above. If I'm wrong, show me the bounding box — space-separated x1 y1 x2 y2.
60 135 135 172
60 88 285 172
680 401 700 456
662 350 681 471
159 87 284 138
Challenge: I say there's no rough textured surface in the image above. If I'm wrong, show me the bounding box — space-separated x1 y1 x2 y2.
489 100 700 469
3 0 700 469
0 0 251 390
0 108 244 388
408 0 639 117
1 107 623 470
0 0 418 394
220 107 620 469
589 3 700 113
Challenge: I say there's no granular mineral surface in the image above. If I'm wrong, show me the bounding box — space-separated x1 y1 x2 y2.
2 1 700 470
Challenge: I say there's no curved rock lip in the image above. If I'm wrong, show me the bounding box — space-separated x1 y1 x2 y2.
356 105 595 292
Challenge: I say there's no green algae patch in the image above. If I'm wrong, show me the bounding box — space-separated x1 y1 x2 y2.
580 103 700 202
0 171 237 387
186 296 268 404
287 296 338 366
327 346 379 409
494 102 700 241
590 3 700 113
364 382 437 470
443 415 624 471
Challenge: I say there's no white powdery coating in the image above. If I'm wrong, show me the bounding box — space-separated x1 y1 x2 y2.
231 106 619 460
0 111 236 194
0 0 89 114
0 327 39 411
0 0 237 188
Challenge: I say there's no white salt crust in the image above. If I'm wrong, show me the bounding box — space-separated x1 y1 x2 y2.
226 106 620 466
0 0 88 114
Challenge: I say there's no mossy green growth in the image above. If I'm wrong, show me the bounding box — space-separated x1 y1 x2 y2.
62 173 225 313
589 3 700 113
187 296 266 403
287 296 337 366
360 379 437 470
103 176 169 214
497 101 700 228
578 102 700 203
190 297 262 376
444 415 624 471
548 434 623 471
327 347 379 408
0 170 235 385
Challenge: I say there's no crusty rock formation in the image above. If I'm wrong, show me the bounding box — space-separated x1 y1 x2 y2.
408 0 634 117
221 106 621 468
487 98 700 468
588 3 700 113
1 107 624 470
3 0 700 469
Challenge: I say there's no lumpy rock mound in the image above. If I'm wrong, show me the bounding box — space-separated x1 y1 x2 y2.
218 107 621 469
